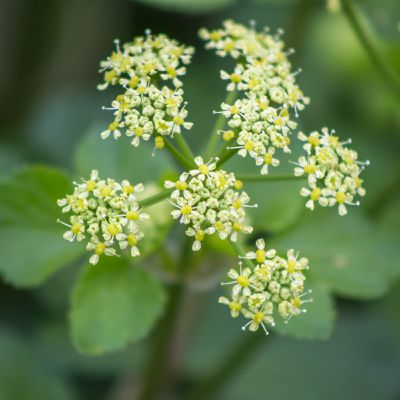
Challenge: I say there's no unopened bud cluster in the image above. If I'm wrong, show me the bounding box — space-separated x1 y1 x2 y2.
294 128 368 215
57 170 149 265
165 156 254 251
200 20 309 175
99 33 194 148
219 239 312 334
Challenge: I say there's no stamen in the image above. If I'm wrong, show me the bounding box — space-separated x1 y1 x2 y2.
113 39 121 53
260 322 269 336
340 138 352 145
241 320 252 331
56 219 71 228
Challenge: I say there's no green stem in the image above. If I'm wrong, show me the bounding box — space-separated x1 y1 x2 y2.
187 333 268 400
139 188 172 209
164 138 193 170
204 90 237 159
137 238 192 400
174 133 195 162
137 283 184 400
228 239 254 270
340 0 400 103
236 174 307 182
216 148 237 168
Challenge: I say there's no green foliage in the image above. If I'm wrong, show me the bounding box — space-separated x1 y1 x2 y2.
137 184 173 256
74 125 175 184
0 166 84 287
245 180 304 232
275 210 400 300
70 257 166 355
135 0 236 13
226 156 304 234
274 280 335 340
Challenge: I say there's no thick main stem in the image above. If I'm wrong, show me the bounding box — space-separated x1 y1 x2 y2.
137 238 192 400
137 284 184 400
340 0 400 103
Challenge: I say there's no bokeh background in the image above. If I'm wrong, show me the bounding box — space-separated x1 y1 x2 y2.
0 0 400 399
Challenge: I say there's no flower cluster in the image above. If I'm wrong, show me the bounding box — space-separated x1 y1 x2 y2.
57 170 149 265
219 239 312 334
294 127 368 216
200 20 309 175
165 157 255 251
98 33 194 148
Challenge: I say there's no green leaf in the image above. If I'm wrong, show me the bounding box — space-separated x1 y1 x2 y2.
274 210 400 300
70 257 166 355
74 124 175 184
0 166 84 287
137 184 173 256
244 180 304 233
274 280 335 340
134 0 236 13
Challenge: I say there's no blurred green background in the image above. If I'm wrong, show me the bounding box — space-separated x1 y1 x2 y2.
0 0 400 399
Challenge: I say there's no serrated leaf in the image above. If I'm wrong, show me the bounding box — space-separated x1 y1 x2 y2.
0 166 84 287
273 210 400 300
134 0 236 13
74 125 175 184
70 257 166 355
274 281 335 340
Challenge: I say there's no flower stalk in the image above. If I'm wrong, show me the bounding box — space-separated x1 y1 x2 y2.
236 174 307 182
340 0 400 103
164 138 194 170
139 188 173 209
204 90 237 159
174 132 195 162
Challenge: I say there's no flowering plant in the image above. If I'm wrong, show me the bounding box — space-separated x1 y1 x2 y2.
56 20 369 336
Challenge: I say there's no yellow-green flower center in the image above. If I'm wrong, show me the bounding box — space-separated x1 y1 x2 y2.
127 210 140 221
336 191 346 204
95 242 106 255
175 181 187 191
310 187 322 201
198 164 209 175
106 223 119 236
181 205 192 215
237 275 249 287
304 164 316 174
86 180 96 192
256 249 266 263
127 234 138 246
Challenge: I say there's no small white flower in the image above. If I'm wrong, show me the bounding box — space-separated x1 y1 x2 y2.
57 171 149 264
219 239 312 333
